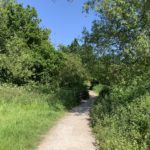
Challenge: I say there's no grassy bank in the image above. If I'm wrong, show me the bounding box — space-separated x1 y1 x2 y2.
91 83 150 150
0 84 77 150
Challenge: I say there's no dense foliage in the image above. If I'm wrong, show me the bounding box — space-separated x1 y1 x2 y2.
0 2 59 85
0 1 88 93
83 0 150 149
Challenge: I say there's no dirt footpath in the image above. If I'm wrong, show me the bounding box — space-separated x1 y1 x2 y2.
37 91 97 150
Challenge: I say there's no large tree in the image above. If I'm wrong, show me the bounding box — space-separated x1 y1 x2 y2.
82 0 150 86
0 2 63 85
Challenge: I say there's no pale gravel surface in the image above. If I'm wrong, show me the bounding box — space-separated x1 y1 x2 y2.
37 91 98 150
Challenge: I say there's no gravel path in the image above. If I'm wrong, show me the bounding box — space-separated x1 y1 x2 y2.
37 91 97 150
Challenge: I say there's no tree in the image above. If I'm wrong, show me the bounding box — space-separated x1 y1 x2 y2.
0 3 64 86
69 38 80 53
59 52 88 88
83 0 150 86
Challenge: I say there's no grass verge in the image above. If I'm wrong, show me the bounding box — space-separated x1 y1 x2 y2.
0 84 76 150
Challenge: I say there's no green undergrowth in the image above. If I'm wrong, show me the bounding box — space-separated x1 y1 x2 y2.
0 84 78 150
91 83 150 150
93 84 102 95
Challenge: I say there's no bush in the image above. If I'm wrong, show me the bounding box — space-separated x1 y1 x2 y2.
91 81 150 150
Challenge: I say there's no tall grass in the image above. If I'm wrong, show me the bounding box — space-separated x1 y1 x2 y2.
0 84 77 150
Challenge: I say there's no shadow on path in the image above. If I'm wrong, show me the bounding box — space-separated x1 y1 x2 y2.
71 91 98 116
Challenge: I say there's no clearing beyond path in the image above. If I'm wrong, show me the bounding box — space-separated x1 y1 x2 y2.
37 91 98 150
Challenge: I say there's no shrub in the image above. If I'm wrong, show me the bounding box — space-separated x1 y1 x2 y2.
91 81 150 150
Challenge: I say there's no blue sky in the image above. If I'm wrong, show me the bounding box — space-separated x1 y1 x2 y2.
17 0 96 46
